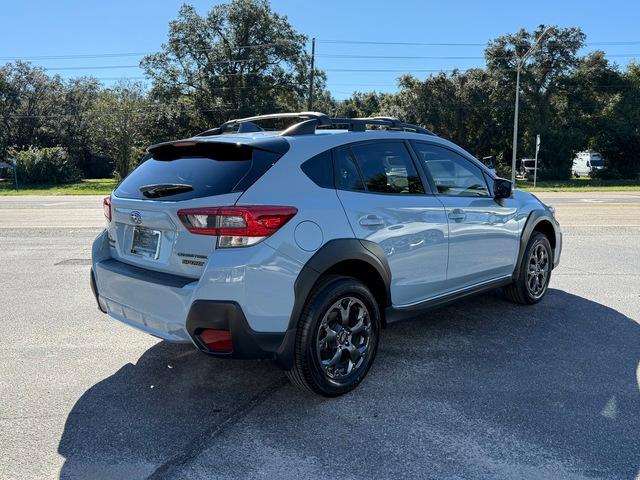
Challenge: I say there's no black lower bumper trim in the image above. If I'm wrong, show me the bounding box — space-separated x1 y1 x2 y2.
186 300 289 361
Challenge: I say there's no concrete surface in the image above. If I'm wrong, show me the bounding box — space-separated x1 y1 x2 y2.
0 192 638 480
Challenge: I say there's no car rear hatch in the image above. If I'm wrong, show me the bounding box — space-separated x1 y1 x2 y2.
105 137 289 279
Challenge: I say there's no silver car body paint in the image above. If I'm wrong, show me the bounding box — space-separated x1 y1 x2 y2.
92 129 562 343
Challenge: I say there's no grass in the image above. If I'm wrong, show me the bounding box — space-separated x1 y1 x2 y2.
0 178 117 195
516 178 640 191
1 176 638 195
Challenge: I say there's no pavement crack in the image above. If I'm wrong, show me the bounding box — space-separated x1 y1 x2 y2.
145 376 288 480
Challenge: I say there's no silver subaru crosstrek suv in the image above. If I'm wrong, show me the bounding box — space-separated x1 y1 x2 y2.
91 112 562 396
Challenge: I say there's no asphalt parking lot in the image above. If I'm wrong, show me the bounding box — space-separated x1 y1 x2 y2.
1 191 639 480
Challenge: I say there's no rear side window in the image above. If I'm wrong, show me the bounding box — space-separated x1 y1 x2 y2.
115 143 282 201
349 142 424 194
301 150 334 188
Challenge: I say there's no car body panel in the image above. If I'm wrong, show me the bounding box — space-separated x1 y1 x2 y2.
91 125 562 361
437 195 521 289
336 189 449 306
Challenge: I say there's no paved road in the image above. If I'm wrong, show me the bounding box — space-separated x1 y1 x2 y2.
1 192 639 480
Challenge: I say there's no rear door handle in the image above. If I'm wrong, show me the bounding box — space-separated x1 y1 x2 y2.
359 214 385 227
448 209 466 221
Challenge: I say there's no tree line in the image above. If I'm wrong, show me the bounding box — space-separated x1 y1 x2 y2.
1 0 638 183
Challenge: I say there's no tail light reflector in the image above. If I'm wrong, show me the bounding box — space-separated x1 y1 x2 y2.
199 329 233 353
103 196 112 222
177 206 297 248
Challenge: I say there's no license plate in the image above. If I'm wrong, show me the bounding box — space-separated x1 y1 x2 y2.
131 226 161 259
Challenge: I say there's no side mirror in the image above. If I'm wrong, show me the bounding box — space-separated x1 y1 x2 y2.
493 178 512 199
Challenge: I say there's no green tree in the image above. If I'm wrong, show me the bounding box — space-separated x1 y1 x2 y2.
485 26 586 178
89 81 149 179
0 62 65 157
59 77 104 177
141 0 323 129
591 62 640 178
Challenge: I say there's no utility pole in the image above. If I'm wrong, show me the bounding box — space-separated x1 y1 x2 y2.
511 26 553 185
307 37 316 111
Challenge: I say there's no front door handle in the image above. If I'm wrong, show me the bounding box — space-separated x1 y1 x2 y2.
448 209 466 222
359 214 385 227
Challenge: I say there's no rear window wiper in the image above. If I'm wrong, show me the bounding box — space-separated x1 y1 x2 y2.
139 183 194 198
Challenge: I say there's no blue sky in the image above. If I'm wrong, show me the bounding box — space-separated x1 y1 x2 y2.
1 0 638 99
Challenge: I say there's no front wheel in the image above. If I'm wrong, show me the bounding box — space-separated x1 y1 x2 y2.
285 275 381 396
503 232 553 305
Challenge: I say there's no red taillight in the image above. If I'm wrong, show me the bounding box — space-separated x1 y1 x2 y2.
199 329 233 353
103 196 111 222
177 206 297 248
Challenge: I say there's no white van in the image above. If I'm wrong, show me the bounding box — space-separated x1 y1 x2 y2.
572 150 605 177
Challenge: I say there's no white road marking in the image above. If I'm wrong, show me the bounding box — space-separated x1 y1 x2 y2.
0 225 102 229
561 224 640 227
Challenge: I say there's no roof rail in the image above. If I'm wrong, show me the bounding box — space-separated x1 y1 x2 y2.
195 111 435 138
326 116 435 135
196 112 331 137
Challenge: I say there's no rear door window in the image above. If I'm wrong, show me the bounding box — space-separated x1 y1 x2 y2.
115 143 282 201
334 147 365 191
349 142 424 194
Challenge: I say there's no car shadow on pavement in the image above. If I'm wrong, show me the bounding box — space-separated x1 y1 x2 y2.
57 289 639 479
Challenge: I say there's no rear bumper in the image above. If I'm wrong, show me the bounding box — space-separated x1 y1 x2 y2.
91 259 295 362
93 259 197 342
186 300 295 362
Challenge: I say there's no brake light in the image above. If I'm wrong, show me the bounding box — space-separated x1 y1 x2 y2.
177 206 297 248
103 196 111 222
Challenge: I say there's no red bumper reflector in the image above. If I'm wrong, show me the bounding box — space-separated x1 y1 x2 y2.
199 329 233 353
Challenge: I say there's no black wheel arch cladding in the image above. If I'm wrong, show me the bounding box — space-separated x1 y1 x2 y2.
513 209 558 281
288 239 391 332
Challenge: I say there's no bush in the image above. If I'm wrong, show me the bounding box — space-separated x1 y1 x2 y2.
9 146 82 185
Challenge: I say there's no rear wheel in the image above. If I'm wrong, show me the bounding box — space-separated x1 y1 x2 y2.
285 275 381 396
503 232 553 305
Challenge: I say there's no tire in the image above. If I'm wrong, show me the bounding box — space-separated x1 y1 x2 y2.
285 275 381 396
503 232 553 305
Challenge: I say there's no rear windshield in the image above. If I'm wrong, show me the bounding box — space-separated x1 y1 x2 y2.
115 143 283 201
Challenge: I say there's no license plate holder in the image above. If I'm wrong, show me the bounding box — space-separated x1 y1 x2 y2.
131 226 161 259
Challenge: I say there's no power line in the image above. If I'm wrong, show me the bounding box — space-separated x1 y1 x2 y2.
325 68 459 73
319 53 640 60
319 38 640 47
3 38 640 62
0 41 298 62
318 39 487 46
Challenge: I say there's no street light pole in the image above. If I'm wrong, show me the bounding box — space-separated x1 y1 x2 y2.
510 26 553 185
511 66 521 184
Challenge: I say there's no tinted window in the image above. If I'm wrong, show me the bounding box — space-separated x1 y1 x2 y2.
301 150 334 188
349 142 424 194
412 143 489 197
115 144 281 201
334 147 365 191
